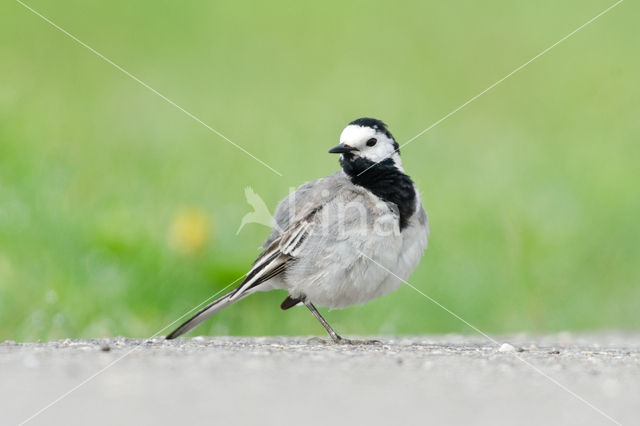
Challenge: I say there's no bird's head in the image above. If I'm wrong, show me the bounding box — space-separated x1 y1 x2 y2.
329 118 401 169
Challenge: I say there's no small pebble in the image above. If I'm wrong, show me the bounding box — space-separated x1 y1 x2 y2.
498 343 516 353
100 344 111 352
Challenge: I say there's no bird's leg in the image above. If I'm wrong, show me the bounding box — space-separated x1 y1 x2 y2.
304 302 348 344
304 302 382 345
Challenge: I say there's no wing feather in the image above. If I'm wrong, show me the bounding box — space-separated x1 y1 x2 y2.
230 209 319 300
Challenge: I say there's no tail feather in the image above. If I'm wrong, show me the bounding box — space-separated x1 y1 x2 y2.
166 228 293 339
165 288 247 340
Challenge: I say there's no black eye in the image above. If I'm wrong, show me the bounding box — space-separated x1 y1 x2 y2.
366 138 377 147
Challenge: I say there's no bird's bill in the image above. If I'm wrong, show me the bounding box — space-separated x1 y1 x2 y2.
328 143 359 154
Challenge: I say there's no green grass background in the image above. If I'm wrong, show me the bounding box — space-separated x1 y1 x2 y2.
1 0 638 341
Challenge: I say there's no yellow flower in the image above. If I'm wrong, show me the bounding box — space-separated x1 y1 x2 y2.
169 208 211 255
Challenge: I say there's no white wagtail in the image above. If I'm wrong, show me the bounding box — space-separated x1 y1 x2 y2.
166 118 429 343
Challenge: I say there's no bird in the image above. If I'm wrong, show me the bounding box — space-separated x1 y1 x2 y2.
166 118 429 343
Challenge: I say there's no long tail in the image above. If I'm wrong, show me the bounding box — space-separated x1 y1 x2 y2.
166 232 292 339
165 288 249 339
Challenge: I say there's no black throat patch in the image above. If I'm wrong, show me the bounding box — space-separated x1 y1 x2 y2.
340 155 416 230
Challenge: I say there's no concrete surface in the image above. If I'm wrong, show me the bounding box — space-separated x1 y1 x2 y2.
1 334 639 426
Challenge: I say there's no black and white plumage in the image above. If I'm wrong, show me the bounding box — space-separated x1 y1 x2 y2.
166 118 429 343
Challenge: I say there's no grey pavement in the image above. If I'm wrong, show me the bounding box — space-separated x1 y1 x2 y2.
1 334 639 426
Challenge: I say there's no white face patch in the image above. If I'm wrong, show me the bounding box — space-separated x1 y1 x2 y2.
339 125 401 166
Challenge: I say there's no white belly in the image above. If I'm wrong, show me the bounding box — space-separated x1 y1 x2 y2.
284 204 429 309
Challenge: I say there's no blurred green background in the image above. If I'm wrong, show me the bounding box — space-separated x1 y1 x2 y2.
1 0 638 341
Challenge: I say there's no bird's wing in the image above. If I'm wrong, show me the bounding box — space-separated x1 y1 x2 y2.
263 171 347 247
230 208 319 300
